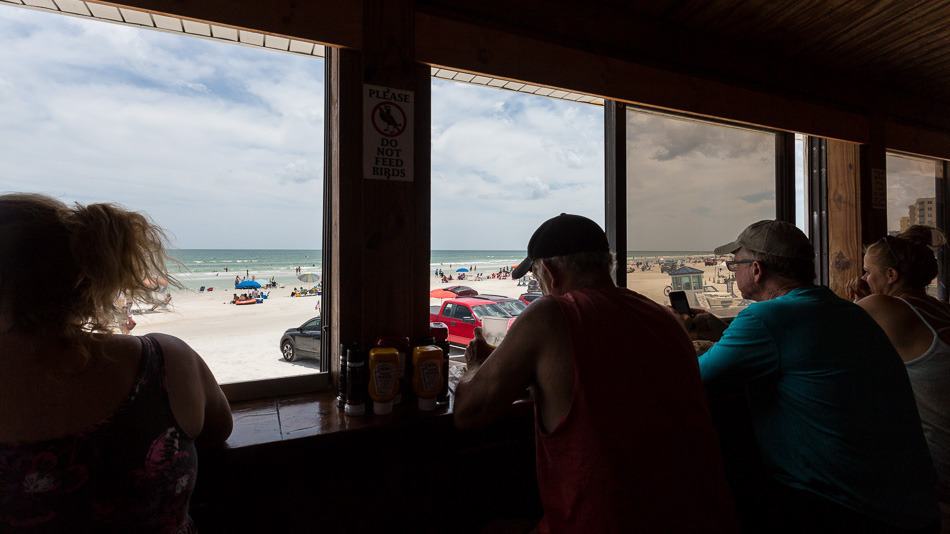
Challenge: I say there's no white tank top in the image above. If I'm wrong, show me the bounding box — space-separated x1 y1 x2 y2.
898 297 950 501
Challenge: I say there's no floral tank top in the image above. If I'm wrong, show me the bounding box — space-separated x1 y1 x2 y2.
0 335 198 533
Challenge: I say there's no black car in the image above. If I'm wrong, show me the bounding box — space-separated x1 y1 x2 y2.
280 317 322 362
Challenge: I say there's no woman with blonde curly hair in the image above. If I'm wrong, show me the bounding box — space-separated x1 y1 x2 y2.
0 193 231 533
858 225 950 533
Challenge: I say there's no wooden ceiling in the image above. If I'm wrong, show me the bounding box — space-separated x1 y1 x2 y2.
418 0 950 133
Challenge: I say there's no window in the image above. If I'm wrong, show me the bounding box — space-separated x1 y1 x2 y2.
430 74 604 346
441 303 458 318
472 304 508 319
794 133 809 235
886 153 940 296
0 5 327 389
625 108 776 316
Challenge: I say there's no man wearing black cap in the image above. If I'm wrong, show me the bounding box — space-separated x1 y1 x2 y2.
454 213 737 533
690 220 938 533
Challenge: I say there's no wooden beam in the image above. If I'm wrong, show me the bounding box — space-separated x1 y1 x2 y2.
414 12 871 144
884 120 950 162
99 0 361 49
826 139 863 298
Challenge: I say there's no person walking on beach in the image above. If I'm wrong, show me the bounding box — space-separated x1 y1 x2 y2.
687 220 938 533
0 194 232 532
454 213 736 533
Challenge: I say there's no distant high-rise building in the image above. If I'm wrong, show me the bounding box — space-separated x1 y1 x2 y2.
899 216 912 233
905 197 936 228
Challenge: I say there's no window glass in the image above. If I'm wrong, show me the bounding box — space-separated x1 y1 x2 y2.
442 303 457 318
472 304 508 319
625 109 776 317
794 133 809 235
0 7 326 384
886 153 939 296
430 77 604 345
494 299 527 316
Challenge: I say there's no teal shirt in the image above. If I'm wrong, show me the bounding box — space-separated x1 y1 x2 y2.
700 286 938 528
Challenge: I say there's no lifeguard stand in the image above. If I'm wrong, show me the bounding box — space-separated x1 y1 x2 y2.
668 266 704 291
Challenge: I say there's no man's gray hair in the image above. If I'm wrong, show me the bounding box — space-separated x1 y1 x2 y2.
537 250 616 278
748 250 815 284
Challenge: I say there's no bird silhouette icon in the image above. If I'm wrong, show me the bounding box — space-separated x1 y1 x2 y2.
378 104 402 134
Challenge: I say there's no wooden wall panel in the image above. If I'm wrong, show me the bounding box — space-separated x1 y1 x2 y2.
826 139 863 298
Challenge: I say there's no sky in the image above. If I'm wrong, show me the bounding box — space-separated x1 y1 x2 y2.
625 110 777 251
1 4 792 252
886 154 937 232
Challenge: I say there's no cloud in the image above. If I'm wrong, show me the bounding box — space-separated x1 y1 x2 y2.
625 109 777 251
740 191 775 204
431 79 605 249
0 6 325 249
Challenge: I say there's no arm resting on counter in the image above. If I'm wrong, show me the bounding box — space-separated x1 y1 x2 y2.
454 298 563 429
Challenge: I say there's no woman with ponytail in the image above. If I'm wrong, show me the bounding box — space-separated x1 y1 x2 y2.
858 224 950 532
0 193 231 533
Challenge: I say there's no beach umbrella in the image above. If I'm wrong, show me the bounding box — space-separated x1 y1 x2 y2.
297 273 320 284
429 289 456 299
455 267 470 273
236 280 261 289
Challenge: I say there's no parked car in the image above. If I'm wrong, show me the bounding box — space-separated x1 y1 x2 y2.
443 285 478 297
519 292 543 305
279 316 322 362
429 297 510 345
475 294 528 316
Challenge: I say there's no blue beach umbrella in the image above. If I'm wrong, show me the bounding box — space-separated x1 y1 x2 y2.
456 267 470 273
236 280 262 289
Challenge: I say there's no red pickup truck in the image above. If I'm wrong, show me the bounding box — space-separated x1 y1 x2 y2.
429 297 511 346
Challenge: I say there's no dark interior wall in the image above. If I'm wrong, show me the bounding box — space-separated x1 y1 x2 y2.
192 414 540 533
415 0 950 136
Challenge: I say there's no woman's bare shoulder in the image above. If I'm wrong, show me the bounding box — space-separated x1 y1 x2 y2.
857 293 907 315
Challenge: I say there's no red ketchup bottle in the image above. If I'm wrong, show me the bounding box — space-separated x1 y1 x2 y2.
430 323 451 405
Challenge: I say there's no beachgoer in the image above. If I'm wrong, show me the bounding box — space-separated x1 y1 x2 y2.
232 293 238 304
689 220 938 532
455 214 736 532
856 226 950 532
0 194 231 532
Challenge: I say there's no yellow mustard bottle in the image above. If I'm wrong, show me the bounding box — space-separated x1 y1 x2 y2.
412 345 444 411
368 347 400 415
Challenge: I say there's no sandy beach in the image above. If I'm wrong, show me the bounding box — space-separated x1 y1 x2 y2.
134 257 742 385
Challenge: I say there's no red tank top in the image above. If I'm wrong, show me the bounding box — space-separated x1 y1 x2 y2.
536 287 736 533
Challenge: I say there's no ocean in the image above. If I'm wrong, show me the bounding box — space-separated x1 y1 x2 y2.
165 249 713 290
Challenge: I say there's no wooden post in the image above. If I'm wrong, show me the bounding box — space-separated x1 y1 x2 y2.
938 161 950 302
860 118 888 245
826 139 862 298
774 132 796 224
330 0 431 389
605 101 627 287
329 47 365 386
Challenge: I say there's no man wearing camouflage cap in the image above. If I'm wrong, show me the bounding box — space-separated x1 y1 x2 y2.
691 220 938 533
